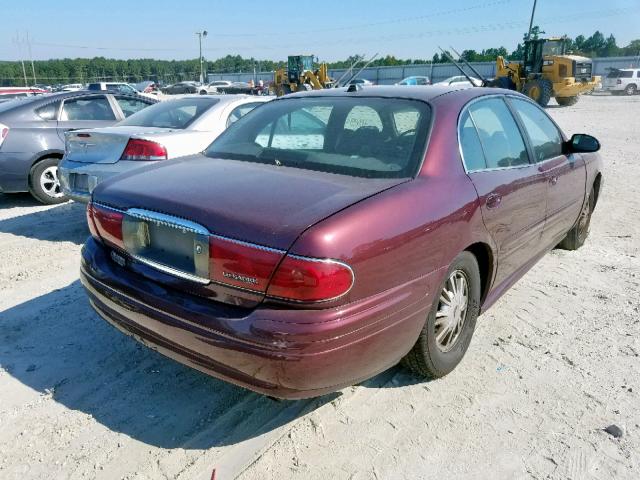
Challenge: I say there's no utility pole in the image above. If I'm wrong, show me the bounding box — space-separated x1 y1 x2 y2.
196 30 208 83
13 34 28 87
527 0 538 40
26 31 36 85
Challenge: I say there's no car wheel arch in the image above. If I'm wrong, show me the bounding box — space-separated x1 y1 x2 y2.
464 242 495 304
592 172 603 208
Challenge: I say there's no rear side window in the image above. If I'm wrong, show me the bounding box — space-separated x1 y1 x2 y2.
459 111 486 171
36 102 59 120
467 98 528 169
116 97 151 117
226 102 263 127
60 97 116 121
119 98 219 129
510 98 562 162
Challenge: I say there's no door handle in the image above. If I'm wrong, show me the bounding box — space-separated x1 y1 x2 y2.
486 193 502 209
549 175 558 186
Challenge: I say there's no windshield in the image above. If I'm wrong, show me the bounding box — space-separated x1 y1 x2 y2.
542 40 565 56
119 97 219 129
205 96 432 179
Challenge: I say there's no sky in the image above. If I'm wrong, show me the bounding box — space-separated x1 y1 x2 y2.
1 0 639 62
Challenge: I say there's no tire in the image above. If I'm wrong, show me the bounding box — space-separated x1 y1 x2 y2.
558 187 595 251
402 251 481 379
29 157 67 205
625 84 637 96
556 96 579 107
523 79 553 107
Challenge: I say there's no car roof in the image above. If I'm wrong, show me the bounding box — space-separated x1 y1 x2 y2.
282 85 496 102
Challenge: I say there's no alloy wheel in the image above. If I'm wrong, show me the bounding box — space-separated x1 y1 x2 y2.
39 165 64 198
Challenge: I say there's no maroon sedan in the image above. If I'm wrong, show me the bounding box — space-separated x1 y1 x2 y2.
80 86 602 399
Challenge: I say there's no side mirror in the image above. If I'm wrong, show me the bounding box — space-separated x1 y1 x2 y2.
565 134 600 154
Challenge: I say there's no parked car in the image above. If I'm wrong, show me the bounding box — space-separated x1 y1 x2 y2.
60 83 84 92
435 75 483 87
162 82 200 95
0 87 47 100
396 76 431 86
60 95 270 202
81 86 602 399
0 91 157 204
603 68 639 95
87 82 158 100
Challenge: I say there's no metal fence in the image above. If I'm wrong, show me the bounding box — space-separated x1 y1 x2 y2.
208 56 640 85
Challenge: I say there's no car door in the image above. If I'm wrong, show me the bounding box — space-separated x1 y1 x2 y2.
56 94 118 142
508 97 586 248
459 96 548 287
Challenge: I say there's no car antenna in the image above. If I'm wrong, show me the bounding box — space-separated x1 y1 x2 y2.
343 53 379 87
438 46 481 87
449 46 490 86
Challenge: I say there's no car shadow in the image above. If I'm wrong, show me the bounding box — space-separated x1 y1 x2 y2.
0 281 342 450
0 200 88 244
0 192 44 209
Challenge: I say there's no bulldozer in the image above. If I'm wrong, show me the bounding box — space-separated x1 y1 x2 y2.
492 37 600 107
272 55 334 96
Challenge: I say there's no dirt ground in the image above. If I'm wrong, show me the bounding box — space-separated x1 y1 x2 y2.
1 94 639 480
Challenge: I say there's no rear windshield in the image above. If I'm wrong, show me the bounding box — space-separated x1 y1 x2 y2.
205 96 432 179
607 70 634 78
119 97 219 129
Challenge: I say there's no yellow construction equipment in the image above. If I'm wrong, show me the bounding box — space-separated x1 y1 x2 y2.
492 37 600 107
272 55 334 96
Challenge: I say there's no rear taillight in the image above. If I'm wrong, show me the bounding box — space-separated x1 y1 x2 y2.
266 255 354 302
209 237 282 292
87 202 124 249
120 138 167 161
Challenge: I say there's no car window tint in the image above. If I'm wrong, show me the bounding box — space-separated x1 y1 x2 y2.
459 110 486 171
226 102 263 128
60 97 116 121
116 97 150 117
207 97 431 179
344 105 383 132
36 102 59 120
510 98 562 162
256 107 329 150
468 98 528 169
392 108 420 135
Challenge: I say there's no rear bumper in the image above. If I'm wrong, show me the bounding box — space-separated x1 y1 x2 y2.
59 158 156 203
0 151 34 193
80 237 435 399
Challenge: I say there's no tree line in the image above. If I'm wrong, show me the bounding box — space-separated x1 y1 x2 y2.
1 30 638 87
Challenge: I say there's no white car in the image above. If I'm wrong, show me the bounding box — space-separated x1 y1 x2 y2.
59 95 271 202
434 75 482 87
199 81 234 94
60 83 84 92
603 68 640 95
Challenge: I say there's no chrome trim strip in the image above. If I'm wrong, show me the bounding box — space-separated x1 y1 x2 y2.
126 208 209 235
209 233 286 254
130 254 211 285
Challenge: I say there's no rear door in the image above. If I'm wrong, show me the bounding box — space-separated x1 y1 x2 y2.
508 97 586 248
460 96 547 287
56 94 118 142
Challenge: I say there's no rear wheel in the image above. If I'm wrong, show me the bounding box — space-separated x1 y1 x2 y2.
556 96 579 107
29 157 67 205
625 84 637 96
523 79 553 107
558 187 595 250
402 251 481 379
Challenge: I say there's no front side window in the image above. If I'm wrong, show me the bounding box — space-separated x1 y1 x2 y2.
119 97 219 129
206 97 431 179
60 96 115 121
467 97 528 169
510 98 562 162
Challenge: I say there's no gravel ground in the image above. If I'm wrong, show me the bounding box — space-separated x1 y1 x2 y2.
1 94 639 480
